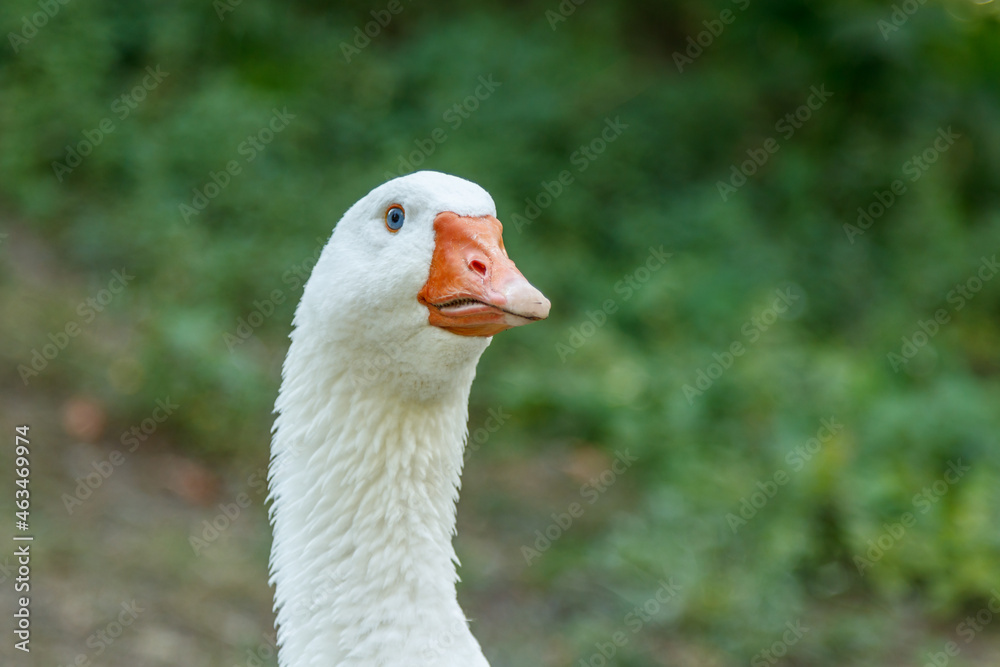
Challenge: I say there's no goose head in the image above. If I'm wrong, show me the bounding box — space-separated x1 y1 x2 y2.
296 170 550 398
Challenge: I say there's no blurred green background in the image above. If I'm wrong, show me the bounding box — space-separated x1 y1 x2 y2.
2 0 1000 665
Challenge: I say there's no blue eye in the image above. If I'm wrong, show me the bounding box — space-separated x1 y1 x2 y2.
385 205 405 232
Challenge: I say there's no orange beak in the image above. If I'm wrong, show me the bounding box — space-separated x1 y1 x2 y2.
417 212 551 337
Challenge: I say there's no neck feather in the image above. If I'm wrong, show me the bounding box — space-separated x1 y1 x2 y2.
268 328 489 667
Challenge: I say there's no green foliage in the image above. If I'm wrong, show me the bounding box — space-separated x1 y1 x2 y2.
2 0 1000 663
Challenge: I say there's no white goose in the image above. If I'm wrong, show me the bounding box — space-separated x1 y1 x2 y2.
267 171 550 666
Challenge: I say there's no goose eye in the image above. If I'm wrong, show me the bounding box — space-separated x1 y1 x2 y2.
385 205 405 232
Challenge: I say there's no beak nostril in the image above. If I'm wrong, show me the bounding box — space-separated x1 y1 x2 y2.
469 259 488 277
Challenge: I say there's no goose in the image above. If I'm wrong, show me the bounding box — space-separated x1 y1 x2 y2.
267 171 551 666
